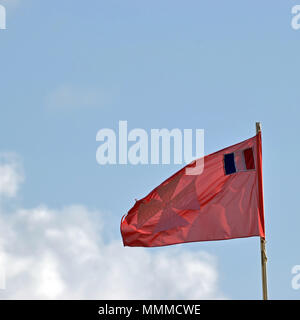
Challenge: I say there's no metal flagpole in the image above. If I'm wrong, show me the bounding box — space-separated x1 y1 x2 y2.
256 122 268 300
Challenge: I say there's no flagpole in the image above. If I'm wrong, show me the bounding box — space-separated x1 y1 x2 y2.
256 122 268 300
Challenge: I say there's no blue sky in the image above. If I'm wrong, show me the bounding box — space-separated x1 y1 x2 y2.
0 0 300 299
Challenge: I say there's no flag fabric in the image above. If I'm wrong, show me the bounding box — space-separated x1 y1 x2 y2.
120 133 265 247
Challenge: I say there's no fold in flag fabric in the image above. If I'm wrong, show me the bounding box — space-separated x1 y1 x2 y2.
121 133 265 247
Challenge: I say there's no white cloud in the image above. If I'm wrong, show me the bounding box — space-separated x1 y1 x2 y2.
0 153 24 198
45 85 108 110
0 155 225 299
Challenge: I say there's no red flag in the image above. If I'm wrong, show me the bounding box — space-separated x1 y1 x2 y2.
121 133 265 247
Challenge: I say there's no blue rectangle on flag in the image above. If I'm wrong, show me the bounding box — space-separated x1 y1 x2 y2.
224 153 236 175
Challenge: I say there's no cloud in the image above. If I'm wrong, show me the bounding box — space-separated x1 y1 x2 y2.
0 153 24 198
45 85 108 110
0 155 225 299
